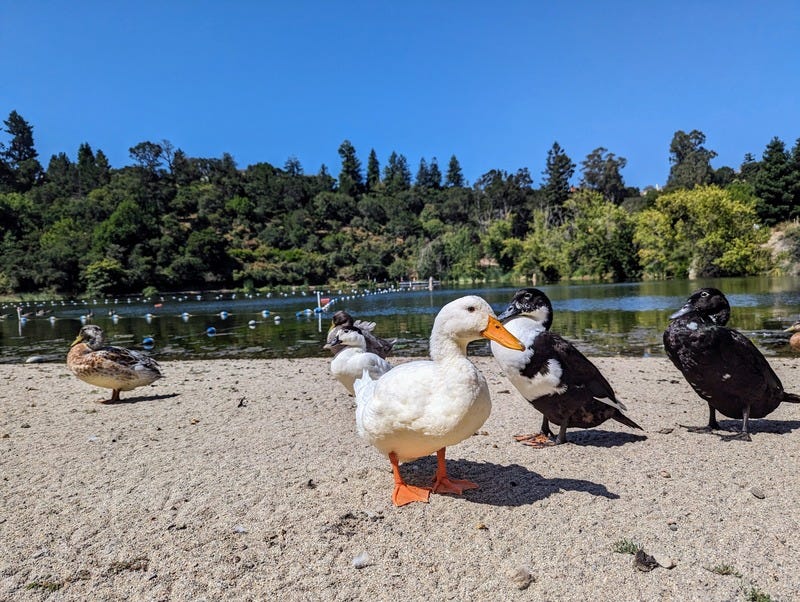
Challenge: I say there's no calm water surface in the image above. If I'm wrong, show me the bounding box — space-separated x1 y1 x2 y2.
3 276 800 364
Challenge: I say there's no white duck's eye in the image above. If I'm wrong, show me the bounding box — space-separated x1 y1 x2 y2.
467 306 476 313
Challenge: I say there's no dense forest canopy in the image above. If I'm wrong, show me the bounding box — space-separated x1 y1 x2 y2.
1 110 800 296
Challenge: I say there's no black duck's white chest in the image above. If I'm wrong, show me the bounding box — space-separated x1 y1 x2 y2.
491 318 567 400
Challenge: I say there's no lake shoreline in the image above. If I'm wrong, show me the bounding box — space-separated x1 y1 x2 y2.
2 356 799 600
4 276 800 364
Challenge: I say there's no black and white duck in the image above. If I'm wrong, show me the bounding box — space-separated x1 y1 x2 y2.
491 288 642 446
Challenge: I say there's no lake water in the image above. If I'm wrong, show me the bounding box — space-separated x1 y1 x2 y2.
3 276 800 364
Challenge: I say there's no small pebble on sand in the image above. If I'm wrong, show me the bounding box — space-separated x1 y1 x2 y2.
352 552 370 569
507 566 533 590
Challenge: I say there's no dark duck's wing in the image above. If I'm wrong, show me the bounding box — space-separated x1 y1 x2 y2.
529 331 643 431
667 321 785 419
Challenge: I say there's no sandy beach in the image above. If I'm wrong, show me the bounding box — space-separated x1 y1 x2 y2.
2 355 800 601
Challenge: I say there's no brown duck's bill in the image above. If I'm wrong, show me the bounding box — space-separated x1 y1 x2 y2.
482 315 525 350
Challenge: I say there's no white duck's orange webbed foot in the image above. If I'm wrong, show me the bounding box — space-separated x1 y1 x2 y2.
431 447 479 495
432 475 478 495
392 483 431 506
389 451 431 507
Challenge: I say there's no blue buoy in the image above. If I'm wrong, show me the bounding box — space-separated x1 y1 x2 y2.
142 336 155 349
261 309 270 317
220 311 229 319
206 326 216 336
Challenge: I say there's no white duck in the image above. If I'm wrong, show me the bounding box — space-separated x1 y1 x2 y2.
354 295 524 506
324 325 392 395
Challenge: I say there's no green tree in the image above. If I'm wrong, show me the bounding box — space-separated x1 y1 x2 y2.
366 149 381 191
560 190 639 280
428 157 442 189
739 152 760 182
45 152 75 194
415 157 443 189
712 166 736 187
445 155 465 187
383 152 412 193
634 185 769 278
129 141 164 172
753 136 793 225
790 138 800 218
83 257 126 295
1 110 43 191
415 158 430 188
541 141 575 215
284 156 303 176
337 140 363 197
37 217 87 293
580 147 627 204
666 129 717 190
474 168 532 235
77 142 99 194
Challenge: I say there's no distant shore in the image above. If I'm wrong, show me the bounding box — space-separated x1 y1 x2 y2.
2 356 799 600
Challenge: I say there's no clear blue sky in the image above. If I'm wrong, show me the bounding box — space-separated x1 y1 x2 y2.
3 1 799 189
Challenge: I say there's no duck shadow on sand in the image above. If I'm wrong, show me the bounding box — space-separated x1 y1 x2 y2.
552 429 647 448
101 392 180 405
710 419 800 437
401 457 619 507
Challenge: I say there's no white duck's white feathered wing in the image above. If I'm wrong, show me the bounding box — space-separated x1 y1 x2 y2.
330 347 392 395
355 357 491 462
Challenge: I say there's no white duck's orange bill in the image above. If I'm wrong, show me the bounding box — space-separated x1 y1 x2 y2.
482 316 525 351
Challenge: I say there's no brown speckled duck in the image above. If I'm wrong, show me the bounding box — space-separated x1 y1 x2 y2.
67 325 163 402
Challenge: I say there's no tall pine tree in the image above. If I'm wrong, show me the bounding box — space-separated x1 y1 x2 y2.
337 140 363 197
541 141 575 211
445 155 464 187
754 137 793 225
1 110 42 192
366 148 381 191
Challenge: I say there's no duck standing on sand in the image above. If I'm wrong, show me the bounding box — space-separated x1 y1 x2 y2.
784 320 800 352
491 288 642 446
324 324 392 395
67 325 163 403
331 310 394 358
663 287 800 441
354 295 525 506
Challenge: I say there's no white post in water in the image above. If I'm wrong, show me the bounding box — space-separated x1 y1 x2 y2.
316 291 322 333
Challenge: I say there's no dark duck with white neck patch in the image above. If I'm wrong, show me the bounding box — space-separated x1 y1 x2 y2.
663 287 800 441
491 288 643 446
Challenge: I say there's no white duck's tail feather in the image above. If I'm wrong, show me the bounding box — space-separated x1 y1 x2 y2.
354 367 374 397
